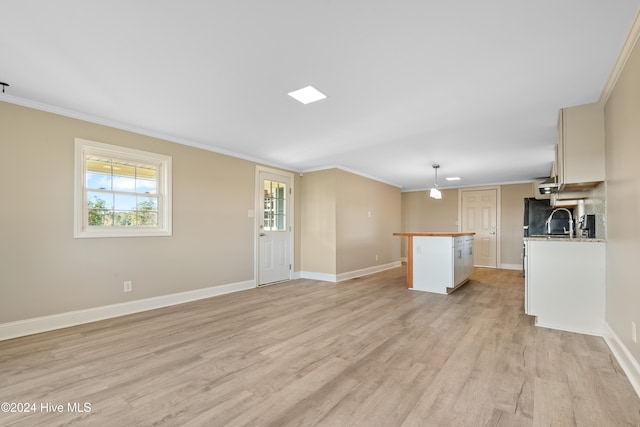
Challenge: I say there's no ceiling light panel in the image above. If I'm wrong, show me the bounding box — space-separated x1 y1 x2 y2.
446 177 461 181
288 86 327 104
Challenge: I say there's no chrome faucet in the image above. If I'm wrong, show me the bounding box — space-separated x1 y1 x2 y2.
545 208 574 238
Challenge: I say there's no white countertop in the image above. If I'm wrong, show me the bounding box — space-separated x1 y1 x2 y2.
394 232 475 237
524 236 605 243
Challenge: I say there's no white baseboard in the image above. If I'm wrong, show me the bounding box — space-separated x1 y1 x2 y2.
300 261 403 283
336 261 402 282
534 319 603 337
603 322 640 398
500 263 523 271
299 271 338 282
0 280 255 342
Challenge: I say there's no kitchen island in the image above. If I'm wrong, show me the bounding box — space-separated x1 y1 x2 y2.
393 232 475 294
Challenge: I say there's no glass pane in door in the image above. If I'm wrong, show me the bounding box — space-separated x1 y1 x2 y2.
263 180 286 231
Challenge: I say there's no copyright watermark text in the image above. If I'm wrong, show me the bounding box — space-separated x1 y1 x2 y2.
1 402 91 414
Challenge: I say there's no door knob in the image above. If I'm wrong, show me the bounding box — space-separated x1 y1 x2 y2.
260 233 266 237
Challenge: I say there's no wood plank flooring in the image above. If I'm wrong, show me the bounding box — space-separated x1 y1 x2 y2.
1 267 639 426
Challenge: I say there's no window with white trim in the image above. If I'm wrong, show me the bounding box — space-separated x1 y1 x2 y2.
74 138 172 238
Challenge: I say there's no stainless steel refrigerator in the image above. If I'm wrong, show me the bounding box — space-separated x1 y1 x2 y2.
523 198 552 237
523 198 553 276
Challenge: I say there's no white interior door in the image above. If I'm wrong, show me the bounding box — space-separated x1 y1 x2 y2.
257 169 292 286
461 188 498 268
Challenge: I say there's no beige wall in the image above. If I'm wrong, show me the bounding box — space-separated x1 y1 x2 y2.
300 169 401 275
399 189 459 259
335 169 401 274
604 37 640 363
0 101 291 323
401 189 459 233
300 169 337 274
501 183 534 266
400 184 534 268
0 101 402 325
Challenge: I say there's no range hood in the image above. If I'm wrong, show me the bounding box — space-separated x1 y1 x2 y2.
538 178 564 195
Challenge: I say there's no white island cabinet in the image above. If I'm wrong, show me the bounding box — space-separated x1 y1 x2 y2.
394 232 475 294
525 238 605 335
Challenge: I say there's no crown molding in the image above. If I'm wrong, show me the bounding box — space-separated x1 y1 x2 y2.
301 165 402 188
599 7 640 105
1 94 402 188
0 94 294 172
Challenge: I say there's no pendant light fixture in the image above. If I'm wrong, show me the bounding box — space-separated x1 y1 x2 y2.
429 164 442 199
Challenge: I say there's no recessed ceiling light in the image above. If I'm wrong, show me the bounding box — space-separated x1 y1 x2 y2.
446 177 461 181
288 85 327 105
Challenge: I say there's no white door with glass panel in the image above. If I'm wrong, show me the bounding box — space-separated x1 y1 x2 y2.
257 170 292 286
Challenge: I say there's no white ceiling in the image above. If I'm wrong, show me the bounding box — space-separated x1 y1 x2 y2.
2 1 639 190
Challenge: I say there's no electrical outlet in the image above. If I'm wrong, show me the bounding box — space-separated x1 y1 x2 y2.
124 280 132 293
632 321 637 344
375 254 379 261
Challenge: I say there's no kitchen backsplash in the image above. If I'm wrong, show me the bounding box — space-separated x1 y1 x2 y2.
584 181 607 240
555 181 607 239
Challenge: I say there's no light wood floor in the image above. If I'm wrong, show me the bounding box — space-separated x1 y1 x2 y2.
1 267 639 426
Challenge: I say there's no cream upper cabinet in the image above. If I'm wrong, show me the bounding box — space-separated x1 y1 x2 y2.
556 102 605 185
